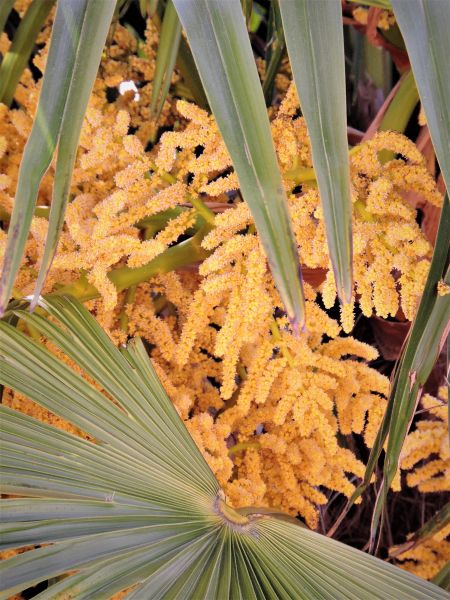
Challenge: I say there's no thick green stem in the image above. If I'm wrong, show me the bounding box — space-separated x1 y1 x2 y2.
52 222 213 302
284 166 317 185
188 195 216 225
377 69 419 164
149 161 216 224
214 491 251 527
228 441 261 457
379 69 419 133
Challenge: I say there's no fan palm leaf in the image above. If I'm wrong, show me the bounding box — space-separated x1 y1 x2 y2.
0 296 445 599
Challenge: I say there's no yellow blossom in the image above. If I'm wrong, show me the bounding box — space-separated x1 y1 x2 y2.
437 280 450 296
401 388 449 493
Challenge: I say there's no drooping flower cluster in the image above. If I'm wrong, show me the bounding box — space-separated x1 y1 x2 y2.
391 386 449 579
0 14 181 307
396 528 450 582
155 89 442 331
401 387 449 494
154 263 390 526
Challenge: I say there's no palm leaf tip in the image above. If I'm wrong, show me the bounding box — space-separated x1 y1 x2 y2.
173 0 306 330
0 0 116 316
150 0 182 121
280 0 353 305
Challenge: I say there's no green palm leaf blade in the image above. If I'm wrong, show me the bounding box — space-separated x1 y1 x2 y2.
0 297 446 599
392 0 450 194
150 0 182 121
0 0 16 36
433 562 450 592
0 0 55 105
172 0 305 330
30 0 117 310
0 0 116 316
279 0 353 304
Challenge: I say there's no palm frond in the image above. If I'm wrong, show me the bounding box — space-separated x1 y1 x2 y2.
150 0 182 121
0 0 116 315
280 0 353 304
0 296 445 599
173 0 306 330
0 0 55 105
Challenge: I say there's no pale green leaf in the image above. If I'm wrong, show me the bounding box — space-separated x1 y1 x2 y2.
280 0 353 304
31 0 116 309
0 297 445 599
150 0 182 121
0 0 116 315
392 0 450 194
173 0 305 329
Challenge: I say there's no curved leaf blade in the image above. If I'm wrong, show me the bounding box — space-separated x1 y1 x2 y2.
0 297 446 598
150 0 182 121
0 0 55 104
0 0 115 315
392 0 450 194
280 0 353 304
173 0 305 330
0 0 87 314
31 0 116 309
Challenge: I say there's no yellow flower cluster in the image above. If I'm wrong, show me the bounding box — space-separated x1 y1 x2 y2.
157 100 237 197
353 7 396 30
155 89 441 331
115 271 390 527
397 529 450 581
387 387 449 580
33 105 192 309
0 31 444 534
319 130 441 328
400 387 449 493
107 202 389 526
1 14 181 300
